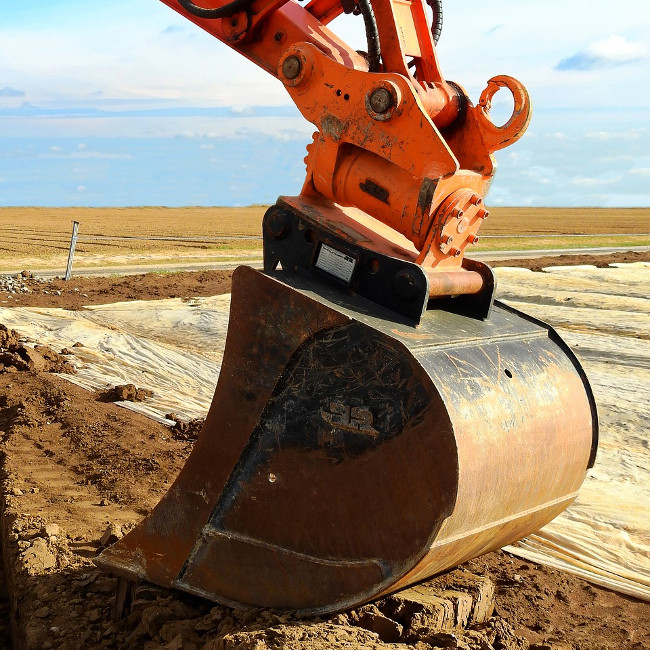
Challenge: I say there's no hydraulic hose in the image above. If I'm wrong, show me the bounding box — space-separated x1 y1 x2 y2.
177 0 255 19
358 0 381 72
177 0 436 70
359 0 442 73
428 0 443 44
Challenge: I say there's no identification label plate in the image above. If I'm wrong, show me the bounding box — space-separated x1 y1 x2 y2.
315 244 356 283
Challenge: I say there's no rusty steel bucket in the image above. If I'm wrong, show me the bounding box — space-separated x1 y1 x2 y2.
96 265 597 615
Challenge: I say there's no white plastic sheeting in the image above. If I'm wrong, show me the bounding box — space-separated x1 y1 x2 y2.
0 295 231 423
0 263 648 600
495 263 650 601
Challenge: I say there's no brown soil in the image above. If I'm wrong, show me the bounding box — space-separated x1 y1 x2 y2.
0 262 648 649
0 207 265 274
0 325 76 379
0 270 233 310
97 385 155 404
1 206 648 246
488 250 650 272
1 252 649 310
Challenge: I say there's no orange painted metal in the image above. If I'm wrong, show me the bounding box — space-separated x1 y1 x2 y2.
157 0 531 296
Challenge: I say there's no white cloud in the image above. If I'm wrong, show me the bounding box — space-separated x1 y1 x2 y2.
77 185 86 192
570 175 622 188
586 129 645 141
570 177 600 188
557 35 648 70
40 151 132 160
0 15 286 106
596 155 635 163
589 35 647 63
2 0 650 208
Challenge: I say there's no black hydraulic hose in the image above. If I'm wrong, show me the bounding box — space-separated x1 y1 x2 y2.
358 0 381 72
177 0 255 19
427 0 443 44
359 0 441 72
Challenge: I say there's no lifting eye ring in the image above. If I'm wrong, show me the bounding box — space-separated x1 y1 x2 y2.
477 75 531 152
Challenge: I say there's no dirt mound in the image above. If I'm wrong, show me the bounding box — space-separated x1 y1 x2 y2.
0 373 191 508
0 324 76 375
1 371 648 650
98 384 154 403
0 325 19 349
490 249 650 272
166 414 205 441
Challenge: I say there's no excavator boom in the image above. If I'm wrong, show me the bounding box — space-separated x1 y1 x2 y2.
96 0 597 614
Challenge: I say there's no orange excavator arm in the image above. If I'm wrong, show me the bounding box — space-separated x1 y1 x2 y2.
96 2 597 617
160 0 531 310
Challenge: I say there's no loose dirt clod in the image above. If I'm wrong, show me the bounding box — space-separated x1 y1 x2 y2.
0 324 20 349
98 384 154 403
167 415 205 441
0 325 76 375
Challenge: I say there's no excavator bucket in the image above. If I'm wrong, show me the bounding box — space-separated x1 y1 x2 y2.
93 0 597 618
97 263 598 615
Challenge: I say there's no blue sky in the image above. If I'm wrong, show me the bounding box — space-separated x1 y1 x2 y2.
1 0 649 207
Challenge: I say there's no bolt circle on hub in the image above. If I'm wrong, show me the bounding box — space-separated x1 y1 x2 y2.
432 189 487 258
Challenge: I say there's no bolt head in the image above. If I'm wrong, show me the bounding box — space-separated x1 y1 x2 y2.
265 209 290 240
282 55 301 80
369 88 392 114
394 270 417 301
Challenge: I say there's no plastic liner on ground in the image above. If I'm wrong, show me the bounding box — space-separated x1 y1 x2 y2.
1 263 648 601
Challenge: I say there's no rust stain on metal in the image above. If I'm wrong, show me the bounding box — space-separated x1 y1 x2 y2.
97 269 596 616
321 114 347 141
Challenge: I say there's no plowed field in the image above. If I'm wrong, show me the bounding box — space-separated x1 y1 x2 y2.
1 207 648 273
